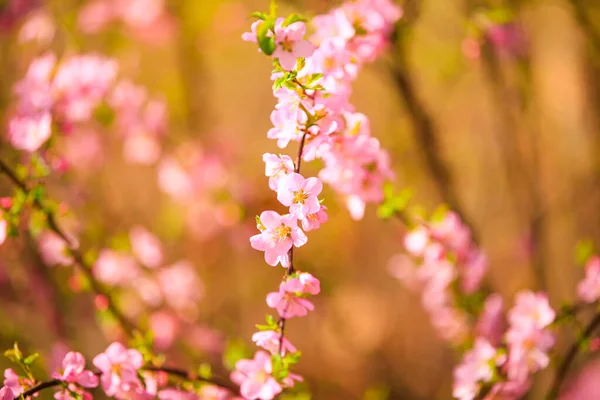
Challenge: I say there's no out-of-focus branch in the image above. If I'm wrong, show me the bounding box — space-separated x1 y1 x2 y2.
386 1 478 242
0 158 137 337
548 312 600 398
569 0 600 55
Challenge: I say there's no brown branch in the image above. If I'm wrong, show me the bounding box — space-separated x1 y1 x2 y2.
387 17 478 243
277 130 309 356
20 365 239 398
549 312 600 398
0 158 137 336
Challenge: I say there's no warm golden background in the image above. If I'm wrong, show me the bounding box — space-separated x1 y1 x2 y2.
2 0 600 398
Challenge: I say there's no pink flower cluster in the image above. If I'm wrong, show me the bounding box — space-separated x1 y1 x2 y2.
92 226 203 323
244 0 401 220
390 211 487 344
7 52 117 152
266 272 320 319
78 0 167 33
109 80 167 165
453 291 555 400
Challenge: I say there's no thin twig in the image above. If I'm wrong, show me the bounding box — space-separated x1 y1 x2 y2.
0 158 137 336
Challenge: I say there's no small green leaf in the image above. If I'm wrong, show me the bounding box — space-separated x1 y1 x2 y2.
282 13 307 27
23 353 39 366
198 363 212 379
250 11 267 20
257 20 275 56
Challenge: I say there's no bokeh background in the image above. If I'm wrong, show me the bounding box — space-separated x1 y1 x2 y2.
2 0 600 398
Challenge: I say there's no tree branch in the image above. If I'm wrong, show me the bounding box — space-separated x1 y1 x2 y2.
0 158 137 336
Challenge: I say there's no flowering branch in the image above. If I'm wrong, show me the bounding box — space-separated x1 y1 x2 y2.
18 365 239 398
0 158 137 336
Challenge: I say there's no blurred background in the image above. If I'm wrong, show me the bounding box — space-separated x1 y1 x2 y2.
2 0 600 398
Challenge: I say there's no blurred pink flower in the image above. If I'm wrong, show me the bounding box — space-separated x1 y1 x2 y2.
577 256 600 303
158 261 203 315
93 249 140 286
150 311 179 351
93 343 143 397
8 112 52 152
78 0 115 33
38 230 73 266
0 387 13 400
230 351 282 400
263 153 294 191
129 226 163 268
3 369 21 396
18 10 54 44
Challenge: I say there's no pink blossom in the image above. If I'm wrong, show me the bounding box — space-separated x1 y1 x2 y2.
52 55 118 123
475 294 505 347
266 278 315 318
0 387 13 400
52 352 98 388
3 370 21 396
252 330 297 355
93 249 140 286
150 311 179 350
507 291 555 331
129 226 163 268
38 231 73 266
276 173 323 220
157 157 194 202
93 342 144 397
250 211 307 267
78 0 115 33
18 11 55 44
8 112 52 152
123 134 161 165
298 272 321 295
263 153 294 191
453 338 505 400
157 388 198 400
230 351 282 400
404 227 429 256
577 256 600 303
301 205 328 232
117 0 165 29
242 20 261 43
272 19 315 70
158 261 203 314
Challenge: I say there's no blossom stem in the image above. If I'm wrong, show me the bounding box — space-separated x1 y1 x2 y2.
549 312 600 398
277 130 309 356
0 158 137 336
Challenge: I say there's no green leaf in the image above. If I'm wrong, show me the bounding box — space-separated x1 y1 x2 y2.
377 204 395 220
23 353 39 366
250 11 267 20
430 204 449 223
223 339 250 371
576 239 595 265
257 20 275 56
198 363 212 379
282 13 307 27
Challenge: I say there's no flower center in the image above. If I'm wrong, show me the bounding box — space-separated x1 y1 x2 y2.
273 224 292 241
280 38 294 52
293 189 309 204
